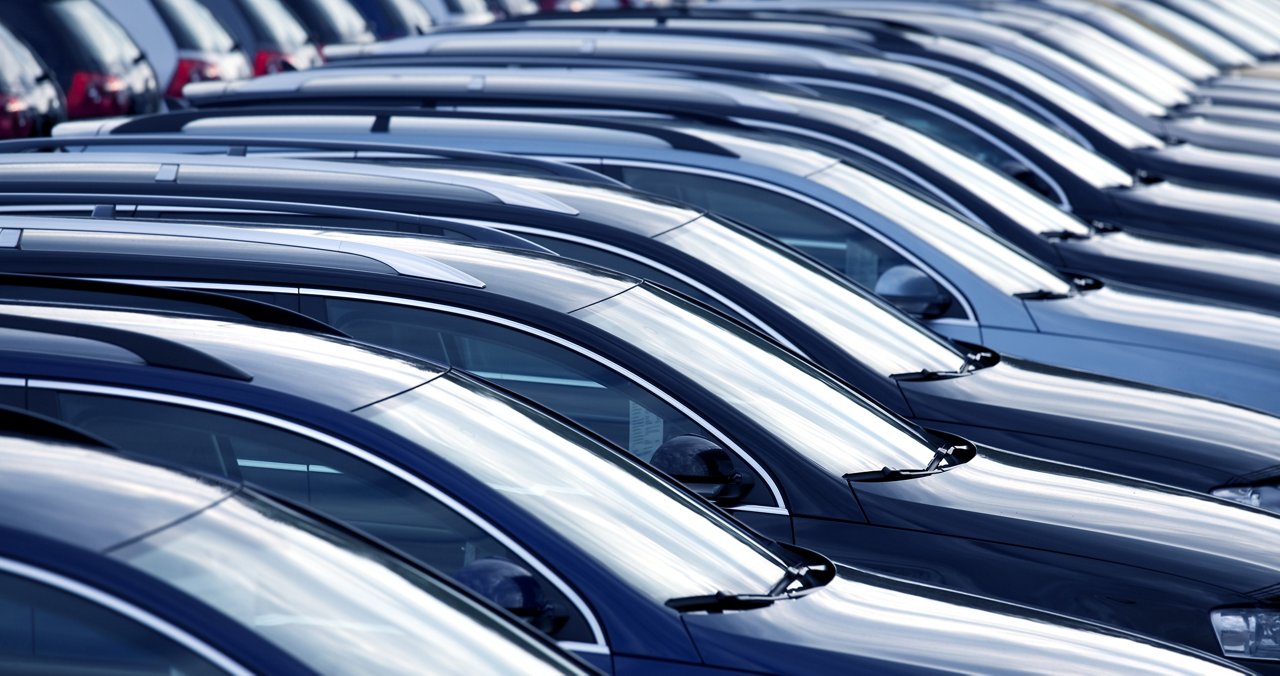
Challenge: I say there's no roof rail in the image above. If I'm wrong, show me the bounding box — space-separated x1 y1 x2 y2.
0 134 624 187
88 107 739 158
0 192 553 255
0 404 119 449
0 216 488 288
0 272 347 338
0 312 253 381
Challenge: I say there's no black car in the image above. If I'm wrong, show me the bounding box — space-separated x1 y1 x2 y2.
348 0 434 38
0 0 159 119
278 0 376 51
198 0 323 76
0 21 64 138
4 213 1280 667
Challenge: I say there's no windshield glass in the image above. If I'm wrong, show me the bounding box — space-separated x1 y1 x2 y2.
155 0 237 52
575 286 940 476
915 35 1164 150
113 491 581 675
935 82 1134 189
765 92 1095 239
809 162 1073 297
658 216 966 376
358 372 790 602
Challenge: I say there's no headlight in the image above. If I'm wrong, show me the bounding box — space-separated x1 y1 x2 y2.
1212 484 1280 511
1212 608 1280 660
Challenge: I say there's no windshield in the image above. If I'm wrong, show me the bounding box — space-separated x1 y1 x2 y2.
658 216 966 377
765 91 1096 239
809 162 1073 297
357 372 791 602
155 0 237 52
935 81 1133 189
113 491 582 675
575 286 940 476
912 35 1164 150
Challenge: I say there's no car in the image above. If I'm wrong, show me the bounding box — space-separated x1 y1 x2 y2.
3 273 1241 672
78 76 1280 412
97 0 252 99
0 0 159 119
197 0 323 76
0 20 65 138
0 414 595 675
5 217 1280 666
277 0 376 53
348 0 434 38
320 30 1280 259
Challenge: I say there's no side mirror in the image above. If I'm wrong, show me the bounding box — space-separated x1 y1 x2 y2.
875 265 952 319
456 558 568 635
651 435 754 506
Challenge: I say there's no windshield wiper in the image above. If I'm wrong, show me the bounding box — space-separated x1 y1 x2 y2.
844 442 970 483
666 562 830 614
891 349 994 382
1014 289 1072 300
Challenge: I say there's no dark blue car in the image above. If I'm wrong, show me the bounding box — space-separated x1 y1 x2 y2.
5 218 1280 667
0 417 593 675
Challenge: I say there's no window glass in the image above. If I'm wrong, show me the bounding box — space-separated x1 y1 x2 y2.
155 0 237 52
0 570 221 674
48 391 593 643
241 0 310 49
322 298 736 472
358 374 791 603
50 0 142 69
113 492 585 674
284 0 373 44
575 286 941 477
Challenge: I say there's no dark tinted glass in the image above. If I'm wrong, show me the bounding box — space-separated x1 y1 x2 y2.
0 570 221 674
155 0 237 52
239 0 309 49
48 391 593 643
279 0 372 44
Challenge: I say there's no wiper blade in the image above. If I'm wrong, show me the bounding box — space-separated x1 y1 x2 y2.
665 591 778 613
1014 289 1072 300
890 349 994 381
767 562 828 596
845 442 968 483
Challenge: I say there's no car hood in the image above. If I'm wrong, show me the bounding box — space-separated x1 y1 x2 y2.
854 448 1280 595
1138 143 1280 200
1108 180 1280 253
1024 286 1280 371
683 566 1242 673
1163 115 1280 156
899 357 1280 490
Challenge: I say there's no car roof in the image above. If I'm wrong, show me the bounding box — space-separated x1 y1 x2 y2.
2 214 642 313
0 434 231 552
0 298 445 410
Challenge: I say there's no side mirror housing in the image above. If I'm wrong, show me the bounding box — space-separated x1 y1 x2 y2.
875 265 952 319
651 434 754 506
456 557 568 635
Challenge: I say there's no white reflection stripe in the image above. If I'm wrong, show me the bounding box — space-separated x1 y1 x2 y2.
27 379 609 651
0 557 252 676
238 459 340 474
471 371 605 389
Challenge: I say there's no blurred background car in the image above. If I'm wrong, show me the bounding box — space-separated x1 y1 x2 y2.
0 0 159 119
349 0 435 38
198 0 323 76
278 0 377 52
98 0 252 99
0 20 64 137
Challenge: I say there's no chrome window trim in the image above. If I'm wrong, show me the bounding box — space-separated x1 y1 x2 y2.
0 377 25 387
27 379 610 652
0 557 252 676
592 160 977 326
786 77 1070 209
297 287 789 511
732 117 988 226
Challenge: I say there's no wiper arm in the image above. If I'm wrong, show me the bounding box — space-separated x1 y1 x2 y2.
844 443 968 484
891 349 994 382
767 562 828 596
665 591 778 613
1014 289 1072 300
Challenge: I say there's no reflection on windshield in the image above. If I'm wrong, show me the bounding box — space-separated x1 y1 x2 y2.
764 92 1096 239
809 163 1073 297
937 82 1133 189
575 286 940 476
657 216 966 376
115 492 580 675
915 34 1165 150
358 373 789 602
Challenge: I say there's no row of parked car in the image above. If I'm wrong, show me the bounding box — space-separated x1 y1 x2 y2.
5 0 1280 673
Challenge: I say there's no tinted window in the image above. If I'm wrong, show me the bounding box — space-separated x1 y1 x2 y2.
321 298 735 470
47 391 594 643
280 0 372 44
239 0 309 49
0 570 221 674
155 0 237 52
50 0 143 70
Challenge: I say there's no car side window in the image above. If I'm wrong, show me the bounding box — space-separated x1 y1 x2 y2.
40 390 594 643
0 570 222 674
318 298 773 507
615 168 961 312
